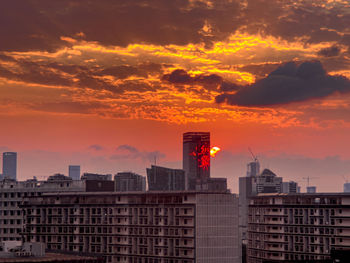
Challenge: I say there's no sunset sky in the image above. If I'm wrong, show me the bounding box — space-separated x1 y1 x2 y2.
1 0 350 192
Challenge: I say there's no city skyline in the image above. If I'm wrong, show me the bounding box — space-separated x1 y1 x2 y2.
1 1 350 193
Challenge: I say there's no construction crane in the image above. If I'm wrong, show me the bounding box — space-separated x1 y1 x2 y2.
342 175 348 183
248 147 258 162
302 176 319 187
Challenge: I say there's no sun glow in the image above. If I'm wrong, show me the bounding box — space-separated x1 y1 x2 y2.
210 146 221 157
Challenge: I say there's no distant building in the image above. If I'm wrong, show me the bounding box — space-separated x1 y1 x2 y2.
247 161 260 177
281 181 299 193
344 182 350 193
252 169 283 195
68 165 80 180
147 165 185 191
2 152 17 180
307 186 317 193
239 166 284 262
183 132 210 190
47 173 72 181
81 173 112 181
207 177 228 192
114 172 146 191
23 191 240 263
247 193 350 263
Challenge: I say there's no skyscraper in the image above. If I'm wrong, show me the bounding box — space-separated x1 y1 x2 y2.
68 165 80 180
183 132 210 190
3 152 17 180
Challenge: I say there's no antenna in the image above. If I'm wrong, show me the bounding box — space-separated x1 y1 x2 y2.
248 147 258 162
302 176 319 187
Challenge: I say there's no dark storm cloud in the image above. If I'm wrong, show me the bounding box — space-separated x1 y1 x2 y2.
0 57 164 93
216 61 350 107
0 0 242 52
163 69 224 89
238 63 283 79
317 45 341 57
1 0 350 53
163 69 241 93
112 144 165 161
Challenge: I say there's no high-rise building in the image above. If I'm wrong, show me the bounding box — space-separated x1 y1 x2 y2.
239 166 285 263
147 165 185 191
252 169 283 195
23 191 240 263
68 165 80 180
281 181 299 193
114 172 146 191
0 177 85 242
246 161 260 177
183 132 210 190
247 193 350 263
2 152 17 180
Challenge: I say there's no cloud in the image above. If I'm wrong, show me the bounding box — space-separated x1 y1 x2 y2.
216 61 350 106
28 101 110 114
88 144 104 151
163 69 238 92
0 0 349 55
317 45 341 57
0 0 242 52
112 144 165 162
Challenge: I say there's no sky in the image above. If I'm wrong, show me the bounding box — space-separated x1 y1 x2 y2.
1 0 350 193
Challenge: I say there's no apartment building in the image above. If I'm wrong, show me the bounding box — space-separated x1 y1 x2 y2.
247 193 350 263
0 177 85 242
22 191 239 263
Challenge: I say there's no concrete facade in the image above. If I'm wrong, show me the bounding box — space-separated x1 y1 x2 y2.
22 191 239 263
0 178 85 242
247 193 350 263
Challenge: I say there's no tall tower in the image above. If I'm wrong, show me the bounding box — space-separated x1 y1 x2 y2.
3 152 17 180
183 132 210 190
69 165 81 180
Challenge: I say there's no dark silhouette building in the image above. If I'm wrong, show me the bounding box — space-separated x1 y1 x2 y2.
147 165 185 191
2 152 17 180
114 172 146 191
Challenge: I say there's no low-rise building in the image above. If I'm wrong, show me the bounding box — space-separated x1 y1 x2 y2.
247 193 350 263
22 191 240 263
